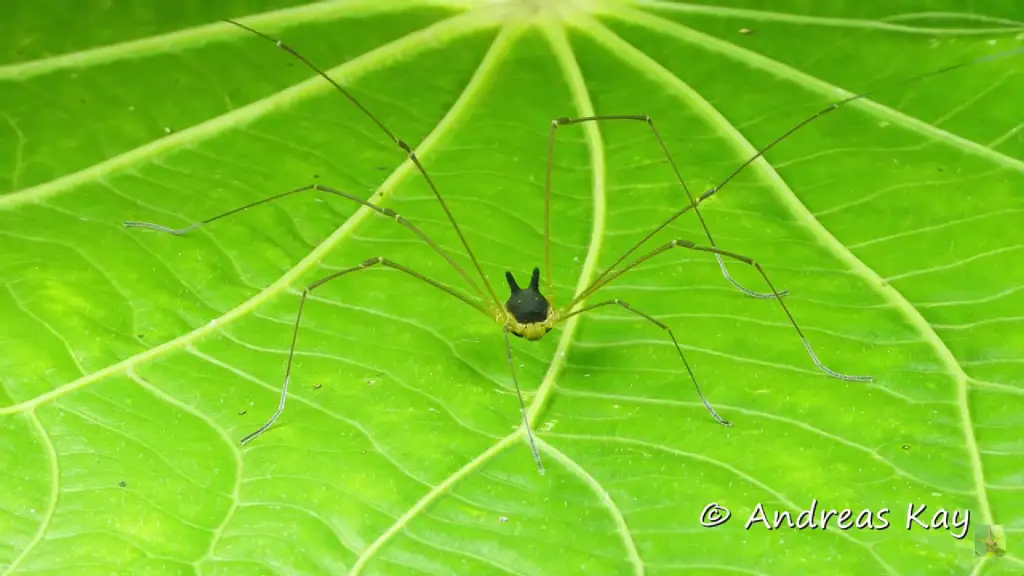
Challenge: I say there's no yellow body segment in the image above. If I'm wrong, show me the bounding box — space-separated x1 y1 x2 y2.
515 322 550 341
506 309 556 341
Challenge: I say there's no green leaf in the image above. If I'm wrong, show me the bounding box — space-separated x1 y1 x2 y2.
2 1 1022 574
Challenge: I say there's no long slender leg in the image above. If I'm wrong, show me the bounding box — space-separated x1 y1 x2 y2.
241 256 492 445
125 183 493 312
503 327 544 474
224 19 503 311
561 299 731 427
564 50 1018 312
564 239 872 382
703 47 1024 199
546 115 785 300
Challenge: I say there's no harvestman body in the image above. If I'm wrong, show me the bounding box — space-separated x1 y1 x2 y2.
125 19 1018 473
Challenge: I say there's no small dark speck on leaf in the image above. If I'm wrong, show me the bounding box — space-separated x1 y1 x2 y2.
901 444 910 450
137 334 145 339
313 174 320 179
376 166 388 171
313 383 322 390
119 481 127 488
739 28 755 35
938 167 944 172
239 409 247 416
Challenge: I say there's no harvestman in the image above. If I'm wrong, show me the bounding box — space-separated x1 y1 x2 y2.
125 20 1018 473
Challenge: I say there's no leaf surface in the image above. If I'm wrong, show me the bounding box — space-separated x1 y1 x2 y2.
1 1 1023 575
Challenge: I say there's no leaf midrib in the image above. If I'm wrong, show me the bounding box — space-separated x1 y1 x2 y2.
351 18 635 575
0 9 496 416
607 3 996 532
0 9 497 211
0 0 420 81
629 0 1024 36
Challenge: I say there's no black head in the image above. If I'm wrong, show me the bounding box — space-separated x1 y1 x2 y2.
505 267 550 324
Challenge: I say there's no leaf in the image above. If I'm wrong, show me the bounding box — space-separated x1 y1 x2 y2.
1 1 1022 574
